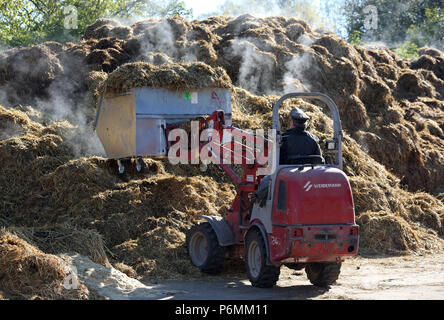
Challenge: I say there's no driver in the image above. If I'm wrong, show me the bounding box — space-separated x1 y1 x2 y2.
280 107 322 164
255 107 322 206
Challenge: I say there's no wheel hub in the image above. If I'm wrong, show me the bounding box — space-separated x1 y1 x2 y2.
189 231 208 266
248 241 261 278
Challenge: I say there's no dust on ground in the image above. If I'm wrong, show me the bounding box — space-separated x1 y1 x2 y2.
149 253 444 300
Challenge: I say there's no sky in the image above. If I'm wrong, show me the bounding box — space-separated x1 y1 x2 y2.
184 0 227 18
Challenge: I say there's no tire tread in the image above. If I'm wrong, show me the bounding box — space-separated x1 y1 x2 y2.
186 222 225 274
245 229 280 288
305 262 341 287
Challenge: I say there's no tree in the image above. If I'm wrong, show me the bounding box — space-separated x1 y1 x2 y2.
208 0 322 26
0 0 193 47
405 7 443 49
321 0 349 37
341 0 443 50
276 0 321 25
216 0 275 17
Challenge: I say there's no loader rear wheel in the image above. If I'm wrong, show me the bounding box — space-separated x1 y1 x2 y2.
305 262 342 287
186 222 225 274
245 229 280 288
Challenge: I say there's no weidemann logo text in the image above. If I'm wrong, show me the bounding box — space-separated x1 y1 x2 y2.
304 181 341 192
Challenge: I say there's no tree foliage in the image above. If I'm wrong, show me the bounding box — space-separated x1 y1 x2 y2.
0 0 192 47
341 0 443 52
210 0 321 25
406 7 443 49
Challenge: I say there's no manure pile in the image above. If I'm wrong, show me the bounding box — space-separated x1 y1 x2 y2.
0 14 443 298
100 61 232 93
0 230 89 299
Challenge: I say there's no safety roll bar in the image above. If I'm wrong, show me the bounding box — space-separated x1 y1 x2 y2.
271 92 343 170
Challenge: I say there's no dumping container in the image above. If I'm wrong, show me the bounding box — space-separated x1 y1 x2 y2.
94 87 232 159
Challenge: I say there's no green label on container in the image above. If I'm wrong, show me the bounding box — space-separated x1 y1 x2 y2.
184 92 191 100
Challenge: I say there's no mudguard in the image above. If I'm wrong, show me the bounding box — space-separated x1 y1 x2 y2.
202 216 236 246
246 222 274 266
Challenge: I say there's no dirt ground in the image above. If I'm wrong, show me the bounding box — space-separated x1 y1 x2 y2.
147 253 444 300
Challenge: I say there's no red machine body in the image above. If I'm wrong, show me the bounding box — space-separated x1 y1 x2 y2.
274 166 355 225
268 166 359 263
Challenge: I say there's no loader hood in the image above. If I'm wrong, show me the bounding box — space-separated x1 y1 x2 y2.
274 166 355 225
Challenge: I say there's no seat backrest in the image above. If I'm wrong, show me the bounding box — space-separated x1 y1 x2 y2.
284 155 325 165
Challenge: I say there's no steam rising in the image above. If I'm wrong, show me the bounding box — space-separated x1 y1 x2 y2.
283 52 313 93
35 85 105 157
230 38 276 93
0 44 105 158
0 13 322 157
137 19 179 60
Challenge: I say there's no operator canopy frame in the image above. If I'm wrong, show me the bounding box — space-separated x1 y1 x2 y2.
271 92 343 170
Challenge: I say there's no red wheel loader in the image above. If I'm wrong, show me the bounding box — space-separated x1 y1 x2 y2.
179 92 359 288
95 88 359 287
93 87 358 287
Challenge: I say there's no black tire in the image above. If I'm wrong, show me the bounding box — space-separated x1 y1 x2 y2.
305 262 342 287
186 222 225 274
245 229 280 288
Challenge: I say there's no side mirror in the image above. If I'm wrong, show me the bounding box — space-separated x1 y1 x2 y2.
326 140 336 150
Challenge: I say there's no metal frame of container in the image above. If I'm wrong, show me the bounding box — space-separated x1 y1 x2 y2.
94 87 232 159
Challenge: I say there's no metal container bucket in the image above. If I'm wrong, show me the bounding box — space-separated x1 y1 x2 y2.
94 87 232 159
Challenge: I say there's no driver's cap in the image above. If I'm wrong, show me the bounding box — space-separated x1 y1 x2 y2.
290 108 310 121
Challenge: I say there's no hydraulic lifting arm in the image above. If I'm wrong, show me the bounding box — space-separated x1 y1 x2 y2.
166 110 274 191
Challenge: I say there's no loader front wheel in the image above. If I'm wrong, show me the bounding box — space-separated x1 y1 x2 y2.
245 229 280 288
305 262 341 287
186 222 225 274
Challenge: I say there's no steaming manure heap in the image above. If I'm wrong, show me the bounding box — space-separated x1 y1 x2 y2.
101 61 232 93
0 15 443 298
